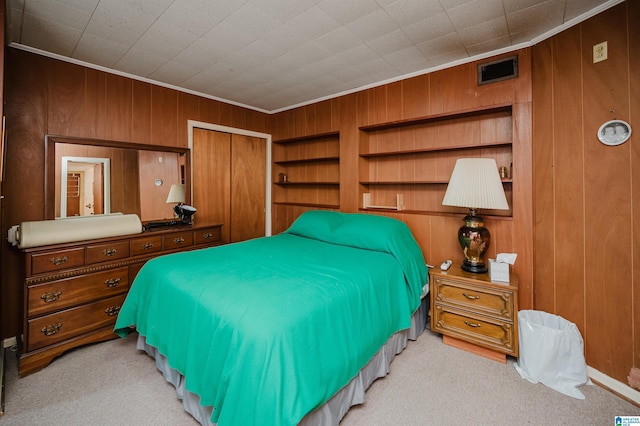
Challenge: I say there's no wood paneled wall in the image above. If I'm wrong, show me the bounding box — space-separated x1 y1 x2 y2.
272 50 534 314
533 1 639 386
1 48 270 336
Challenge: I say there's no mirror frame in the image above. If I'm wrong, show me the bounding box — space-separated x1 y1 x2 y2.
45 135 190 221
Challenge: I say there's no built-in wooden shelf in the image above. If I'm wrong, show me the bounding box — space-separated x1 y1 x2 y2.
272 131 339 144
360 142 512 158
360 179 513 185
274 201 339 209
274 181 340 186
273 156 339 165
359 103 513 218
358 208 513 220
358 103 512 132
272 132 341 215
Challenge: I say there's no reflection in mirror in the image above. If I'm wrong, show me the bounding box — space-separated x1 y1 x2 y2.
46 136 190 222
60 156 111 218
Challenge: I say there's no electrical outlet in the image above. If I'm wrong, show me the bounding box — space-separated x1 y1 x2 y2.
593 41 607 63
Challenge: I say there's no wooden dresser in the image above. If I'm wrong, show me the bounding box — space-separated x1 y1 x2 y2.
19 222 222 376
430 265 519 361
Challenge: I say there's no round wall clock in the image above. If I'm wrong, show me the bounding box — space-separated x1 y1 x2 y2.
598 119 632 146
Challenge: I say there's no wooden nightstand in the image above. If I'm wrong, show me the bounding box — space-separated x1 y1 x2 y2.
429 264 519 363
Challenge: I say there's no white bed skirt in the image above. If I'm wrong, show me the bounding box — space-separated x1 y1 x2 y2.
136 296 429 425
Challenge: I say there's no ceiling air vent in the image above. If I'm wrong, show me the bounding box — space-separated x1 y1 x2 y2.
477 55 518 86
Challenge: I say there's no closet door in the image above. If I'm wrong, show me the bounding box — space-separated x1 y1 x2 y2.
230 134 265 242
192 128 265 244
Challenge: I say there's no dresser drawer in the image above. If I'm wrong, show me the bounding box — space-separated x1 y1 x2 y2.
432 276 515 320
27 267 129 317
131 235 163 256
86 241 130 264
194 226 221 245
30 247 85 275
432 304 516 355
26 294 126 352
163 231 193 250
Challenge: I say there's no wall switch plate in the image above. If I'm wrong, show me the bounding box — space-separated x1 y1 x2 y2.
593 41 607 63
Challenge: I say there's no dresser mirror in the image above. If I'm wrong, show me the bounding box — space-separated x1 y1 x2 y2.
45 135 190 222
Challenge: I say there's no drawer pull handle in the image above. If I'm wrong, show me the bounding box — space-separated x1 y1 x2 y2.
462 293 480 300
464 320 481 328
41 291 62 303
50 256 68 266
173 237 185 244
41 323 62 336
141 242 154 250
103 248 118 256
105 305 121 316
104 278 121 288
202 232 213 240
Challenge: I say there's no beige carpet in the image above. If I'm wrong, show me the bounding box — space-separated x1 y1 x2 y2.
2 329 638 425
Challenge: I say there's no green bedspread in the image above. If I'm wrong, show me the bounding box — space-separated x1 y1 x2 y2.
114 211 426 425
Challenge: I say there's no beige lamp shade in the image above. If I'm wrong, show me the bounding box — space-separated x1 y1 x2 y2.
166 184 186 204
442 158 509 210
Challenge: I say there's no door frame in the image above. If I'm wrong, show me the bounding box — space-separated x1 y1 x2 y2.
187 120 272 236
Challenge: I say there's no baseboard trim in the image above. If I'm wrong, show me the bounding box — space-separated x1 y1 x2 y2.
588 366 640 406
2 337 16 349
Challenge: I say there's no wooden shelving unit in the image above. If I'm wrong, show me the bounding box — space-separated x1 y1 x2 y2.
272 132 340 210
359 104 513 217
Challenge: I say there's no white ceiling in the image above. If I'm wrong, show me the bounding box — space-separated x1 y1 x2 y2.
6 0 619 113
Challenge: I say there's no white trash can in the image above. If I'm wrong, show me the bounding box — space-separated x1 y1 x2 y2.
514 310 591 399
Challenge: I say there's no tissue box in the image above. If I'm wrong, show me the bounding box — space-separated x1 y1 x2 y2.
488 259 510 283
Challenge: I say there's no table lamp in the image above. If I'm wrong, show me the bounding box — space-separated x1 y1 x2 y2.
442 158 509 273
166 183 185 219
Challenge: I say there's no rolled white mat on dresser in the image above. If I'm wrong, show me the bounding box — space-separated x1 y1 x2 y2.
8 213 143 249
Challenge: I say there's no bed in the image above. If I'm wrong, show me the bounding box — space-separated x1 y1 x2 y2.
114 210 428 425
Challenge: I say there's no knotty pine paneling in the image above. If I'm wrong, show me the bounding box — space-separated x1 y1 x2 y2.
532 1 638 385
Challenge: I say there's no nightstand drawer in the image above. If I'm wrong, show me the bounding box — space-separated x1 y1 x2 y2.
432 304 516 355
27 267 129 317
433 276 514 320
26 294 126 352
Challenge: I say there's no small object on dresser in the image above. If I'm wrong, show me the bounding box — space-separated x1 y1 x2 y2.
440 260 452 271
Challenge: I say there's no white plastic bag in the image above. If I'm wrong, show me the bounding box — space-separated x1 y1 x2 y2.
514 310 591 399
